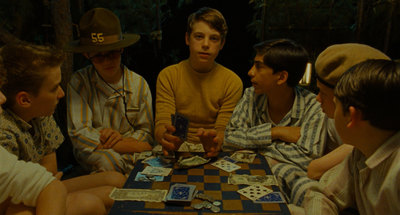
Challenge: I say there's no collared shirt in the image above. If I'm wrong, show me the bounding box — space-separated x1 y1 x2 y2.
0 110 63 162
303 131 400 215
224 86 326 170
67 65 154 153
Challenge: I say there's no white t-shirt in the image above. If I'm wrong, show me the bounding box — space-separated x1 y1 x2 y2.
0 146 55 207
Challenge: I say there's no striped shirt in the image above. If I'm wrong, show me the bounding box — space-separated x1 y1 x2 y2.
67 65 153 156
302 131 400 215
224 86 326 170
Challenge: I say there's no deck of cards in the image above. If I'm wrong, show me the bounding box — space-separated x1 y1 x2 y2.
166 183 197 205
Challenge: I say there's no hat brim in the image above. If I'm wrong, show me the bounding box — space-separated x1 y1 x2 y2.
65 34 140 53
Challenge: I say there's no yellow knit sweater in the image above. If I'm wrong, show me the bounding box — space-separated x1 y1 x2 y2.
155 60 243 144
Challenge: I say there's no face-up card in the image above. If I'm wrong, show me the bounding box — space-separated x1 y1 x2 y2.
222 155 238 163
211 159 241 172
171 112 189 140
141 166 172 176
237 185 273 201
143 157 172 168
253 192 286 203
135 172 164 182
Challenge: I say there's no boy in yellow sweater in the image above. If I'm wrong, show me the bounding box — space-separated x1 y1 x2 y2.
155 7 243 157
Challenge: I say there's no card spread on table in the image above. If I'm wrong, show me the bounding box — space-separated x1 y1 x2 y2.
253 192 286 203
171 112 189 140
143 156 172 168
134 172 164 182
211 159 241 172
141 166 172 176
237 185 273 201
166 183 197 204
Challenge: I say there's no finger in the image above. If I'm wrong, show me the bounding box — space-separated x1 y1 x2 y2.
196 128 205 136
163 148 169 156
165 125 176 134
105 133 122 148
161 138 176 151
55 171 63 180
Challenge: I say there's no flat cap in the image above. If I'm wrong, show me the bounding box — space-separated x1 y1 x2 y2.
315 43 390 88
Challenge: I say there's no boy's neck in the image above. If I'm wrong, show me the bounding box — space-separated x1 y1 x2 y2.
9 105 34 123
188 58 215 73
352 125 396 158
267 86 295 124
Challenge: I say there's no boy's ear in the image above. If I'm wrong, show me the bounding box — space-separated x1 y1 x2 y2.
15 91 32 108
185 32 190 46
347 106 363 128
83 53 89 59
276 70 288 85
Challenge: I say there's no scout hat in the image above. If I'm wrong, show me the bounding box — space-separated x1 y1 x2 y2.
315 43 390 88
65 8 140 53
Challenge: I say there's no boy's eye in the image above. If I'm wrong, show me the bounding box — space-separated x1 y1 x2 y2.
194 34 203 39
210 36 220 42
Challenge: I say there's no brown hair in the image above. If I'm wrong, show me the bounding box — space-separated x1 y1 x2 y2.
0 42 65 107
335 59 400 130
187 7 228 42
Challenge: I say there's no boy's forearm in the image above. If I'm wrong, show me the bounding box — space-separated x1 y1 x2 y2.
112 138 152 154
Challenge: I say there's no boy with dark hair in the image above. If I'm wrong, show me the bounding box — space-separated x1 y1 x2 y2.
298 59 400 214
66 8 153 174
224 39 326 205
0 42 126 215
155 7 243 157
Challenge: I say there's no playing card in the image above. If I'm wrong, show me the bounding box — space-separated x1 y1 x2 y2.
237 185 273 201
253 192 286 203
143 157 172 167
222 155 238 163
166 183 197 205
211 159 241 172
141 166 172 176
171 112 189 140
134 172 164 182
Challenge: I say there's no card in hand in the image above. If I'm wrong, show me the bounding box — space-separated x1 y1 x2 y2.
171 112 189 140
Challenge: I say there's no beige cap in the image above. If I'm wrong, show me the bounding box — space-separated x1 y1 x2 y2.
315 43 390 88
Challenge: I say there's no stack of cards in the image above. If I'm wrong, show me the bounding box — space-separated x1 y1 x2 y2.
211 159 241 173
166 183 197 205
171 112 189 140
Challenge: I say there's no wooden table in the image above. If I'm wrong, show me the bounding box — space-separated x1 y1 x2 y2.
109 153 291 215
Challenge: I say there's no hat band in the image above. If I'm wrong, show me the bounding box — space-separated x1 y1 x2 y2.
80 34 122 46
316 74 335 89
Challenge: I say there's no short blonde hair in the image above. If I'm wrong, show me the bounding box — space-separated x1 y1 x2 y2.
187 7 228 42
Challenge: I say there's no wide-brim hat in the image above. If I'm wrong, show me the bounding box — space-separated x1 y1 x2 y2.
65 8 140 53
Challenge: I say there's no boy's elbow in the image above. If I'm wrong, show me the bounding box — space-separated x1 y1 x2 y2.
307 162 322 180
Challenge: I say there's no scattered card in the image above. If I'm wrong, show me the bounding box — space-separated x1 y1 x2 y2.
135 172 164 182
222 155 238 163
211 159 241 172
237 185 273 201
253 192 286 203
141 166 172 176
166 183 197 205
143 156 172 167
